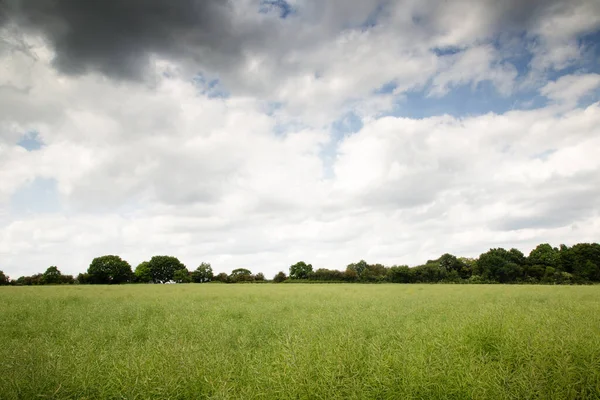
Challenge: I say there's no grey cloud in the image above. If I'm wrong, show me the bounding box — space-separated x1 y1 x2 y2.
2 0 597 99
1 0 264 80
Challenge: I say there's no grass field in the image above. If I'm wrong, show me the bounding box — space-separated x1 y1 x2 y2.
1 284 600 399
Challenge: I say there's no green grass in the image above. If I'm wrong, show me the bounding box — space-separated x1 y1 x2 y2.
1 284 600 399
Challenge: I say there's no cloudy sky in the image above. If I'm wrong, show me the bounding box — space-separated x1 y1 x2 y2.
1 0 599 278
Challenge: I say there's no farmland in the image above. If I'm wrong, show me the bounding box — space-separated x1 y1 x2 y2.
1 284 600 399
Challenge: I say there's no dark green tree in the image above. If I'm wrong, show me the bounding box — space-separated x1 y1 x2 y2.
558 244 576 273
16 274 43 285
76 273 91 284
476 248 525 283
571 243 600 281
147 256 186 283
42 266 62 285
191 262 213 283
88 255 133 284
229 268 253 282
310 268 345 281
0 270 9 285
273 271 287 283
412 263 447 282
438 254 471 279
528 243 559 267
346 260 368 280
214 272 229 282
387 265 413 283
255 272 265 281
361 263 388 282
289 261 313 280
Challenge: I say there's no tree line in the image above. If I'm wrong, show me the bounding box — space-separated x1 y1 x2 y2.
1 242 599 286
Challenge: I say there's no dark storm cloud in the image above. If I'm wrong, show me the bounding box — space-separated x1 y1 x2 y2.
1 0 597 83
1 0 267 80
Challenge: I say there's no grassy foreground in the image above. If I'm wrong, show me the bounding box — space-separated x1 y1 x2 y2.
1 284 600 399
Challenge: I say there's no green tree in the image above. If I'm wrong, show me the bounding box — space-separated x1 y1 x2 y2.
476 248 525 283
458 257 476 278
255 272 265 281
88 255 133 284
362 263 388 282
344 267 359 282
273 271 287 283
18 274 43 285
528 243 559 268
42 266 62 285
214 272 229 282
134 261 152 283
173 268 191 283
413 263 447 283
289 261 313 280
438 254 471 278
558 244 576 273
387 265 413 283
310 268 345 281
571 243 600 281
76 273 91 284
0 270 9 285
346 260 368 280
229 268 253 282
147 256 186 283
191 263 213 283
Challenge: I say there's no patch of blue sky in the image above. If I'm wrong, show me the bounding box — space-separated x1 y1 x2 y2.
578 28 600 73
374 81 397 95
577 86 600 109
331 112 363 135
263 101 284 117
259 0 295 19
531 149 557 161
381 81 548 120
192 74 229 98
272 120 310 136
17 131 44 151
431 46 463 57
360 2 386 31
320 112 364 179
10 177 61 215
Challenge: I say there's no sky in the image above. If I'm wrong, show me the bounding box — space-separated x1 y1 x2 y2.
1 0 600 279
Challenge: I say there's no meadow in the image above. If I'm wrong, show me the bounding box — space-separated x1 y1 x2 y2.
1 284 600 399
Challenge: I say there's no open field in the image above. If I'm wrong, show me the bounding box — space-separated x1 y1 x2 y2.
1 284 600 399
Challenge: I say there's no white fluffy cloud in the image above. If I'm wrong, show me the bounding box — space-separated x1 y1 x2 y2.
540 73 600 107
1 0 600 278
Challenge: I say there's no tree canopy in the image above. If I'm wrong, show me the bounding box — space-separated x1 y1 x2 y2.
134 261 152 283
289 261 313 280
6 241 600 286
88 255 133 284
147 256 186 283
229 268 253 282
0 270 9 285
42 266 62 285
191 263 213 283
